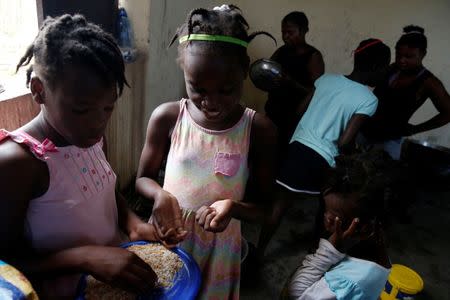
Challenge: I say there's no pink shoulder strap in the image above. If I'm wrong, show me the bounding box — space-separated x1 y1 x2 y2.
0 129 57 159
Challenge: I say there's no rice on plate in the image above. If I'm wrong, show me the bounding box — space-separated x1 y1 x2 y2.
84 243 183 300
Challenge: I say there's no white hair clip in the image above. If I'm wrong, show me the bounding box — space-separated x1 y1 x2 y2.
213 4 230 11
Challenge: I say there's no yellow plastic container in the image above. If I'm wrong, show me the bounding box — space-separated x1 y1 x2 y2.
380 264 424 300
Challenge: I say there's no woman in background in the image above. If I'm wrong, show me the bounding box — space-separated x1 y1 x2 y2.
362 25 450 160
265 11 324 154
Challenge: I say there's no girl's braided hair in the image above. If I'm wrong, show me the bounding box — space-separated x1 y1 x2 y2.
16 14 128 95
169 5 276 68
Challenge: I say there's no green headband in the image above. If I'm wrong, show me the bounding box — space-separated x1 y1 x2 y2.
179 34 249 48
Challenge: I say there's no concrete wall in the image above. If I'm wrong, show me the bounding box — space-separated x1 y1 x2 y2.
144 0 450 148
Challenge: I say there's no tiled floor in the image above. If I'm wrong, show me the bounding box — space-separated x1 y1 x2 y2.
240 190 450 299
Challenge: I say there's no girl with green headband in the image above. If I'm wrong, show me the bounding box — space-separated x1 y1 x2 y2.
136 4 277 299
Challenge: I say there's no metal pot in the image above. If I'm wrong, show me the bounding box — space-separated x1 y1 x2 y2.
249 58 308 93
249 58 284 92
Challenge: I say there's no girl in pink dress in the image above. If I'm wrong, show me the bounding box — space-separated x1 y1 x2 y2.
136 5 277 299
0 14 159 299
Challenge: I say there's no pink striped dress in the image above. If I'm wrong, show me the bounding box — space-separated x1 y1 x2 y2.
163 99 255 299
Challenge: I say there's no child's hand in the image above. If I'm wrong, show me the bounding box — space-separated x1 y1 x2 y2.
85 246 157 294
130 222 184 249
129 222 158 242
328 217 361 252
152 190 187 244
196 199 234 233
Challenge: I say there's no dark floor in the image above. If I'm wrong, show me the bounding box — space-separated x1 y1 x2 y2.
240 190 450 300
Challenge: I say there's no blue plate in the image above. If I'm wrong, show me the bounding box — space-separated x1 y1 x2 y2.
76 241 201 300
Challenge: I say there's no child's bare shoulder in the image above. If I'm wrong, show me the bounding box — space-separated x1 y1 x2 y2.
0 139 46 189
149 101 180 126
145 101 181 140
0 139 34 167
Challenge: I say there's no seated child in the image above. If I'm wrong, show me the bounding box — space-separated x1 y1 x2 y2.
283 154 391 300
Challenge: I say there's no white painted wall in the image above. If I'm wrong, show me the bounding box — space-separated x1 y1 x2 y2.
145 0 450 146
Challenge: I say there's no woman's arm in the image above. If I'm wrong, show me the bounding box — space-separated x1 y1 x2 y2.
307 51 325 84
408 77 450 135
